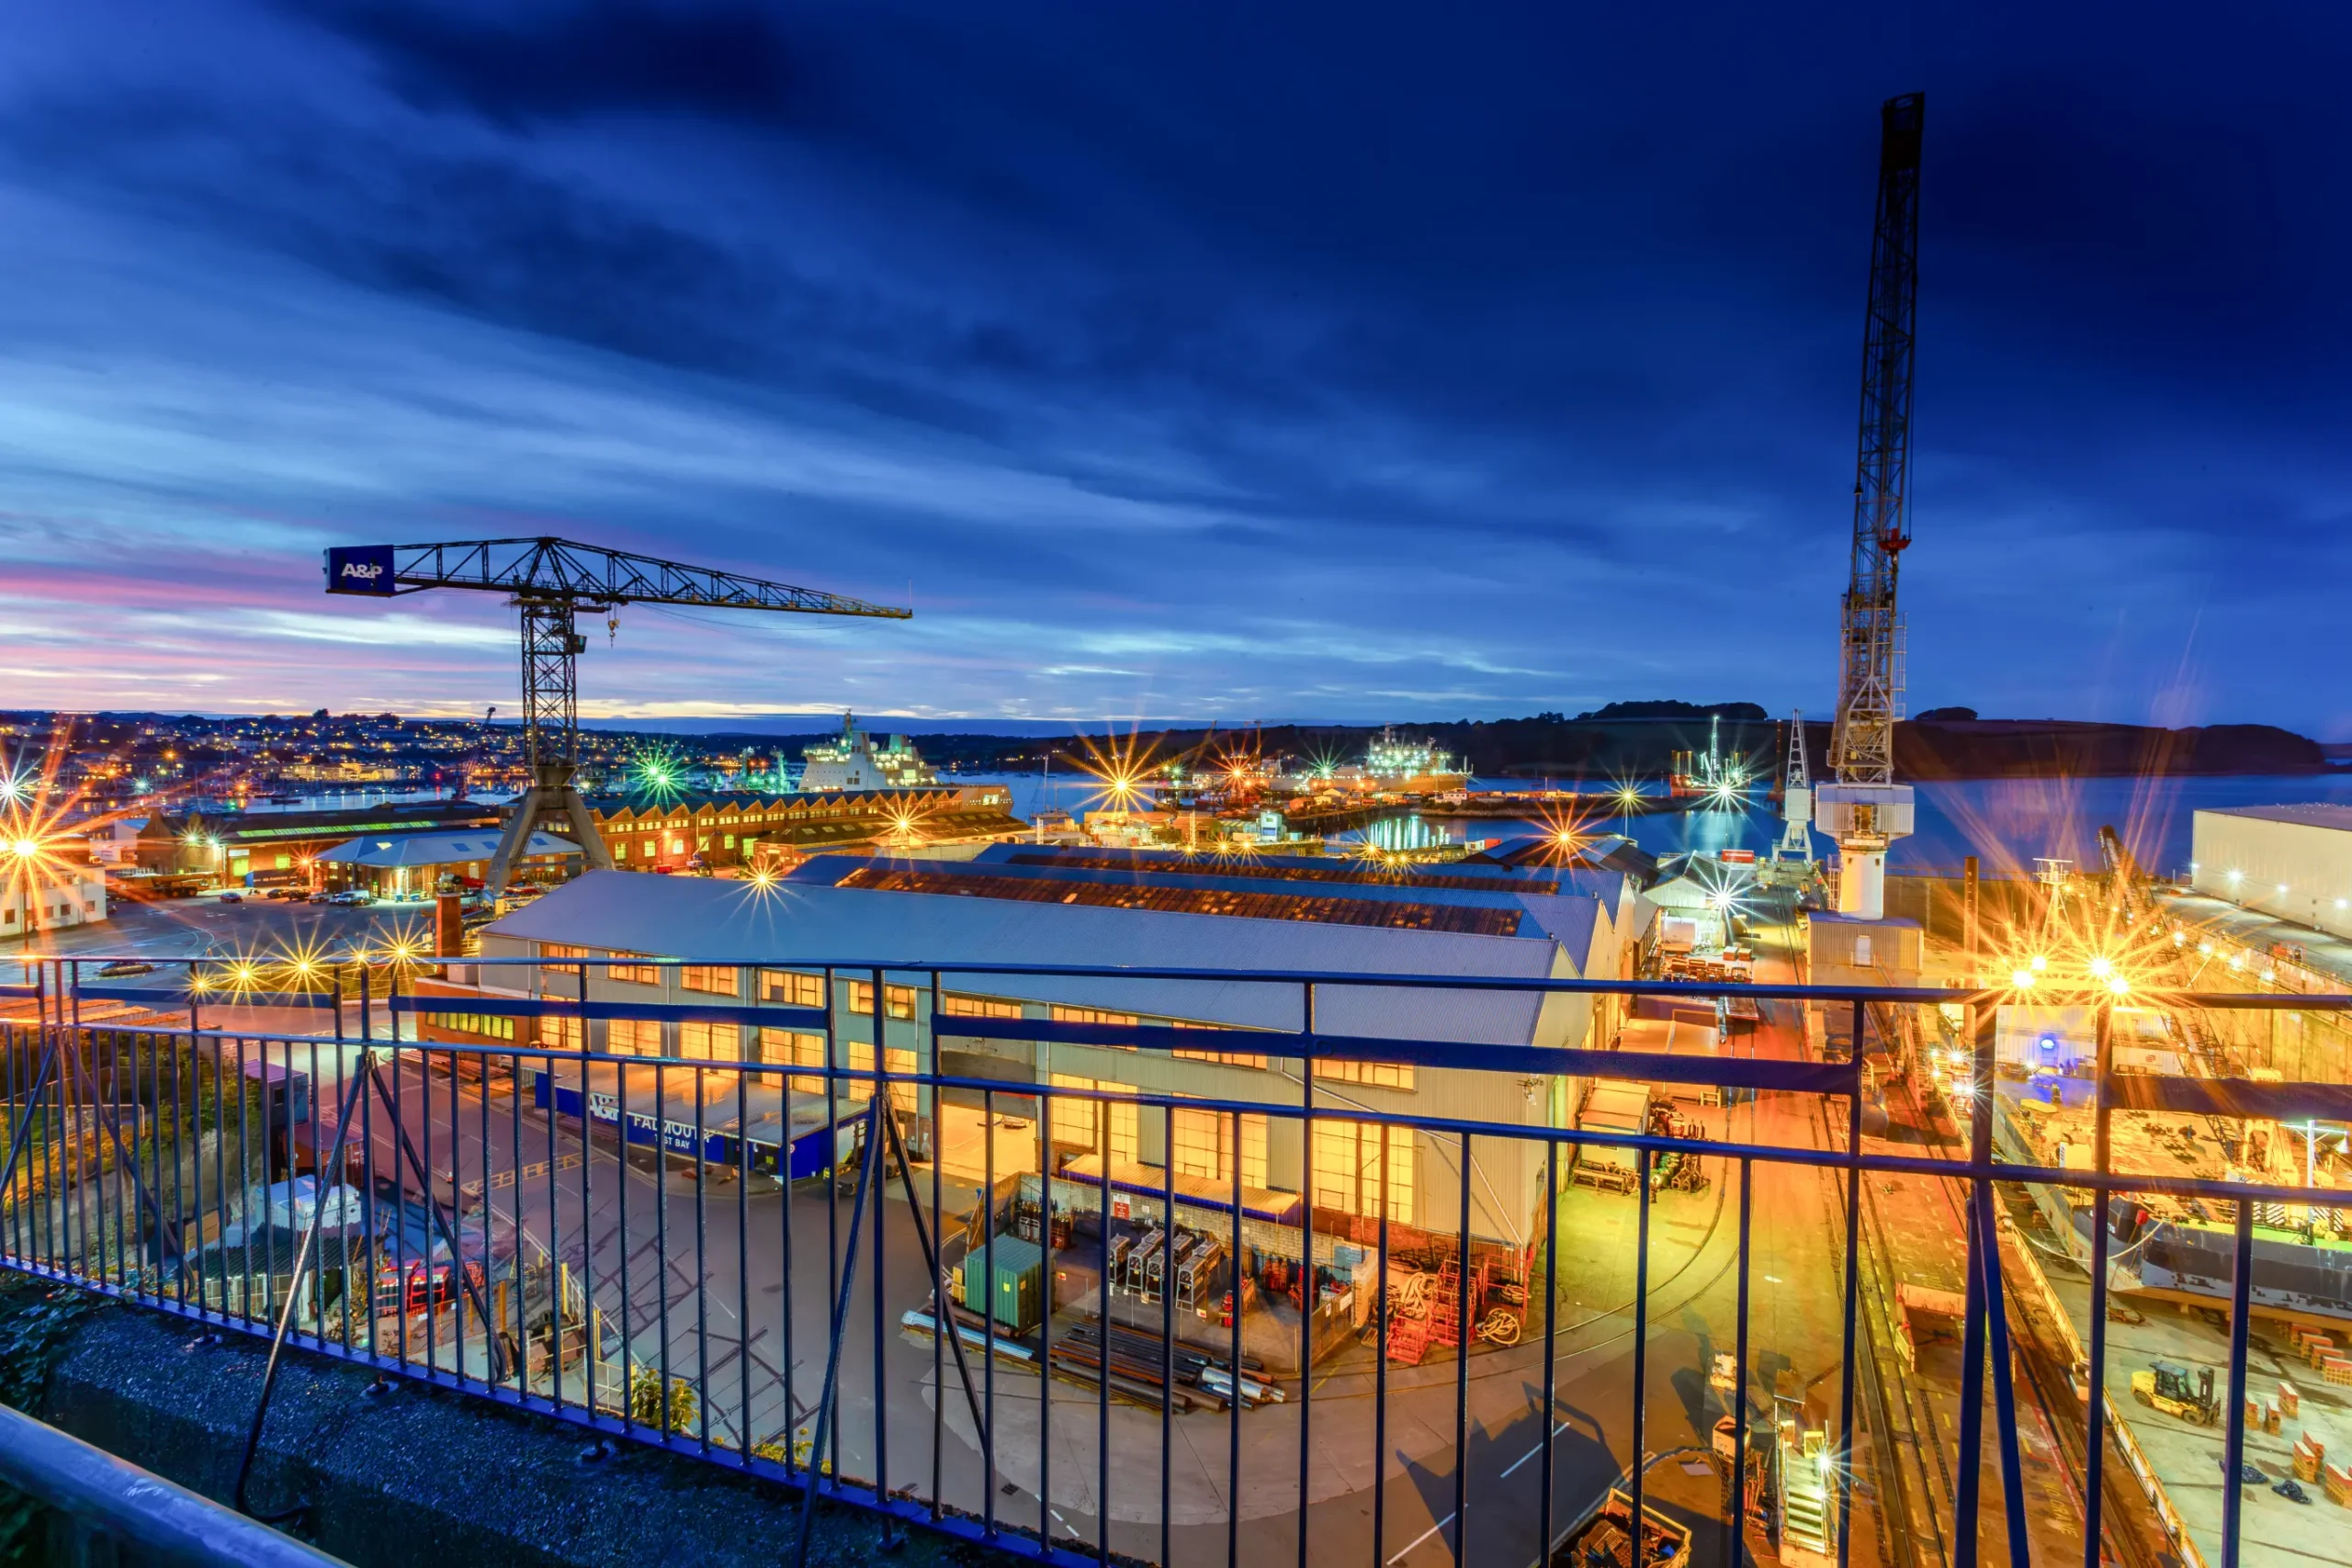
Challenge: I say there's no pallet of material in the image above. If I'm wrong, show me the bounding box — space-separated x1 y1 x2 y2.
2325 1356 2352 1388
899 1308 1037 1363
1051 1322 1278 1410
2328 1461 2352 1507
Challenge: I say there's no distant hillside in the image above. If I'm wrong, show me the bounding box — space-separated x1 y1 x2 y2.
897 713 2330 781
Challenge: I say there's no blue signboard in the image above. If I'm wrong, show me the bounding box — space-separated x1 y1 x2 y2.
323 545 397 595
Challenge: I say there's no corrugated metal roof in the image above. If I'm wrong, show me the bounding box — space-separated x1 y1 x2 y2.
2198 803 2352 833
483 870 1582 1043
316 829 580 867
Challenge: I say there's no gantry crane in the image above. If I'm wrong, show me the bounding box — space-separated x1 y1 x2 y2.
325 537 909 894
1815 93 1924 920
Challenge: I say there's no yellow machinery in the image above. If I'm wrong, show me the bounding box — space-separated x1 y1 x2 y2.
2131 1360 2219 1426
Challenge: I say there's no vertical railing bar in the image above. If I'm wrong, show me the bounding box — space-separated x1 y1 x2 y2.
2221 1198 2255 1568
1541 1134 1560 1568
929 969 944 1519
1373 1120 1391 1568
1730 1153 1752 1568
1453 1129 1472 1568
1228 1108 1242 1568
4 999 22 1268
358 1014 378 1362
1039 1069 1054 1552
2083 999 2115 1568
1954 1056 1989 1568
982 1083 997 1540
655 1051 673 1441
171 1013 188 1314
573 962 591 1417
616 1018 634 1440
1628 1142 1649 1568
870 967 890 1529
1298 980 1315 1568
1978 1182 2030 1564
736 1041 752 1467
1096 1084 1110 1565
387 968 407 1371
236 1033 254 1326
1160 1122 1176 1568
425 1033 441 1382
1835 998 1862 1568
825 968 841 1484
779 975 798 1483
695 1059 712 1453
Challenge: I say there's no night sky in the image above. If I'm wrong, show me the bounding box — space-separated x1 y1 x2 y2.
3 3 2347 734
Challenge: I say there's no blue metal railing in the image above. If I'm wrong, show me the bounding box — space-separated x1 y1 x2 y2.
1 951 2346 1568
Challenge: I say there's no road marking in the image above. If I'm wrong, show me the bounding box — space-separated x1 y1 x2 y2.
1386 1415 1573 1565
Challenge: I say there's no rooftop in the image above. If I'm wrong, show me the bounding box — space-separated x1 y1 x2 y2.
2194 802 2352 832
316 829 579 868
484 868 1596 1042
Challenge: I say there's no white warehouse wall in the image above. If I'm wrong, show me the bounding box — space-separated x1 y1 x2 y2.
2188 806 2352 940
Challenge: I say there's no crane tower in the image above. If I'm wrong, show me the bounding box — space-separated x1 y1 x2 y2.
1815 93 1923 920
325 537 910 895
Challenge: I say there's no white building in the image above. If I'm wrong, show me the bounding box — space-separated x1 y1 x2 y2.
476 863 1646 1245
2189 804 2352 940
1 871 108 938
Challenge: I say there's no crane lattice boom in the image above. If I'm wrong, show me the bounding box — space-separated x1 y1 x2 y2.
324 535 910 896
1827 93 1923 790
340 536 911 619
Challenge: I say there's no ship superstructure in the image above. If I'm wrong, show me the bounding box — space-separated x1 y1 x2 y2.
798 713 939 793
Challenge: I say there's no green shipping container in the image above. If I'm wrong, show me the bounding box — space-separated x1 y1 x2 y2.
959 1235 1044 1334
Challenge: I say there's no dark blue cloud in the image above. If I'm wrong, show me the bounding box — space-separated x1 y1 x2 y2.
287 1 794 127
0 1 2348 732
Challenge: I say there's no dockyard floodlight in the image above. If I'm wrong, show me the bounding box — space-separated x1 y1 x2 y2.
2089 955 2113 979
2029 953 2047 973
2108 976 2131 997
2010 969 2036 989
2226 869 2242 883
7 840 34 860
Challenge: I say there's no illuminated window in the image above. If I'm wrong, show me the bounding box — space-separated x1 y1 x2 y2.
850 1042 920 1111
1051 1074 1138 1161
761 970 824 1008
426 1011 515 1041
605 1018 662 1055
607 953 659 986
943 994 1022 1019
1168 1021 1268 1070
1319 1059 1415 1090
849 982 917 1020
542 1015 584 1052
1170 1107 1267 1190
758 1029 828 1093
1312 1122 1413 1222
681 964 740 995
1051 1004 1137 1049
678 1021 740 1061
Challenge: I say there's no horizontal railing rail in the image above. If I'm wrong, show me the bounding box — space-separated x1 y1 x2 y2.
0 1397 353 1568
1 952 2343 1568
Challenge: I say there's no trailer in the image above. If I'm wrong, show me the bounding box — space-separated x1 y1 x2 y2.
1574 1082 1650 1194
528 1062 863 1180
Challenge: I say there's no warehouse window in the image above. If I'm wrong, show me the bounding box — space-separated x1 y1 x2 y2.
678 1021 739 1061
760 970 824 1008
1312 1122 1413 1222
427 1011 515 1042
1050 1005 1136 1048
607 953 660 986
1051 1074 1138 1161
1168 1021 1267 1070
849 981 917 1020
681 964 740 995
943 993 1022 1019
758 1029 827 1093
543 1015 584 1053
1319 1059 1416 1091
1170 1107 1267 1190
850 1042 919 1111
606 1019 662 1056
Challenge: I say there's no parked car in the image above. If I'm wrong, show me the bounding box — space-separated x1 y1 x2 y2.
306 890 336 904
216 891 243 904
95 960 155 977
332 890 371 907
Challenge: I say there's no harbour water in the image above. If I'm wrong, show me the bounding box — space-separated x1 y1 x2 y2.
964 769 2352 879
